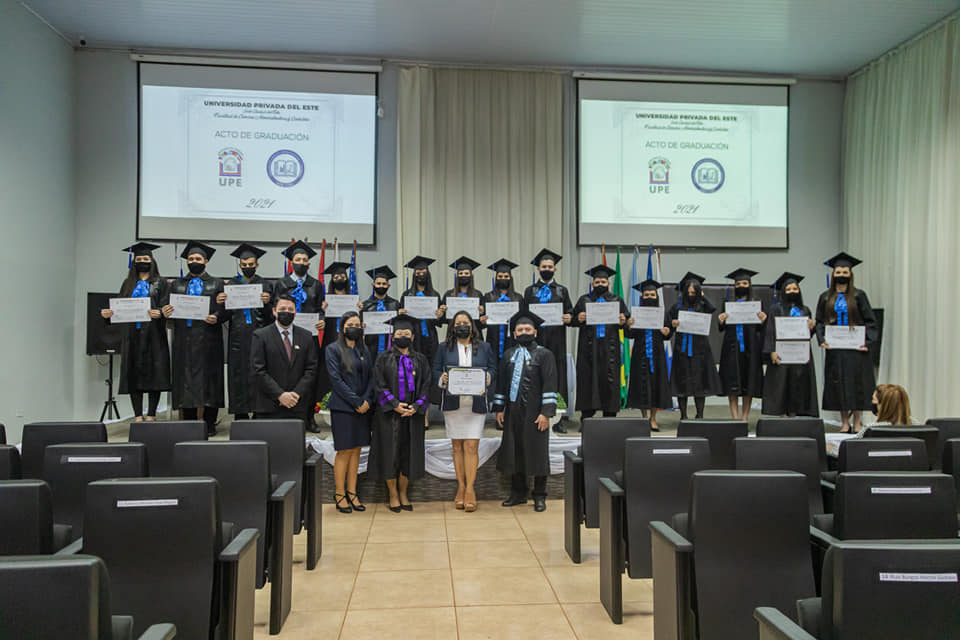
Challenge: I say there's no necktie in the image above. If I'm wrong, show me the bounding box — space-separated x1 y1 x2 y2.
536 283 552 303
131 279 150 330
416 291 428 337
282 330 292 360
186 277 204 327
291 278 306 312
509 347 530 401
596 297 606 338
376 299 386 352
680 307 694 357
645 329 654 372
834 293 848 326
497 292 509 357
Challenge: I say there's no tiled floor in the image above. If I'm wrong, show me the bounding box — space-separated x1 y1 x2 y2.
255 499 654 639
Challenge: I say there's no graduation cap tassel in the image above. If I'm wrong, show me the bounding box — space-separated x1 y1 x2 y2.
127 250 132 269
175 242 183 277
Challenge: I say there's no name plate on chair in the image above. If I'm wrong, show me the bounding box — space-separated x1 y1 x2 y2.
871 486 932 495
116 499 179 509
65 456 122 463
880 572 958 583
653 448 692 455
867 450 912 457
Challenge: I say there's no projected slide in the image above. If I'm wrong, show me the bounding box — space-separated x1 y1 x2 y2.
138 63 377 244
578 80 788 248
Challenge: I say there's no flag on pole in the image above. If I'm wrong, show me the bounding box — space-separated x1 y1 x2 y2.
348 241 359 295
650 246 674 383
601 243 608 266
316 239 326 347
630 245 642 308
613 247 630 408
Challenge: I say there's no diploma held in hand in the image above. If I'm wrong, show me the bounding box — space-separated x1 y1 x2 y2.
775 316 810 340
109 297 151 323
529 303 563 326
631 306 664 330
485 301 519 325
363 310 396 335
776 341 810 364
293 312 320 336
404 296 438 319
586 302 620 326
445 297 480 320
678 310 711 336
825 325 866 350
325 294 360 318
724 301 762 325
447 367 487 396
224 284 262 310
169 293 210 320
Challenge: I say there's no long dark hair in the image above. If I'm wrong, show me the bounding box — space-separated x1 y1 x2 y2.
490 274 517 297
776 282 805 311
336 311 363 374
402 270 439 299
681 280 703 307
824 271 861 324
445 310 480 353
119 255 160 297
450 273 483 298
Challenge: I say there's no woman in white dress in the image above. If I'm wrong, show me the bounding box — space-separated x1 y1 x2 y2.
432 311 497 511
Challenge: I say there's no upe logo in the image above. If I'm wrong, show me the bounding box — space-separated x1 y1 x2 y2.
649 157 670 194
218 148 243 187
691 158 725 194
267 150 304 188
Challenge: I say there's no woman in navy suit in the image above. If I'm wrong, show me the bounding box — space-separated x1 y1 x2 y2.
325 311 374 513
432 311 497 512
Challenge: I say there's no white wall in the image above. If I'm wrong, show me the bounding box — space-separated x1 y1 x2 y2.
0 0 76 442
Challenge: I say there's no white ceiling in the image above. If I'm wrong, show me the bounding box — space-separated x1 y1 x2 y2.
22 0 958 76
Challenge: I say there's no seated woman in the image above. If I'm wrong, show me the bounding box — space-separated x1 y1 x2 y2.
865 384 916 427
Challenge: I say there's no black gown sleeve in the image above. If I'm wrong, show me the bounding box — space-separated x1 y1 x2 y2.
538 349 558 419
492 349 510 411
373 352 399 413
814 292 829 345
569 295 587 327
413 353 432 413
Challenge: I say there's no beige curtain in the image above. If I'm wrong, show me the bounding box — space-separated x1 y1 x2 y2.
843 15 960 419
396 66 563 290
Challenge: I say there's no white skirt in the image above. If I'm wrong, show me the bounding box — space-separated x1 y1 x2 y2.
444 402 485 440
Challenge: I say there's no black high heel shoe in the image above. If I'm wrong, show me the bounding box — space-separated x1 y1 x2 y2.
346 491 366 512
334 493 352 514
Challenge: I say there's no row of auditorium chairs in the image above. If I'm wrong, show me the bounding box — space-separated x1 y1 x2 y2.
0 419 324 637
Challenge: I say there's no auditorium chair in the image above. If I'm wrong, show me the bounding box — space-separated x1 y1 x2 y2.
60 477 257 640
564 417 650 563
676 419 748 469
821 437 929 510
0 555 177 639
755 541 960 640
597 437 710 623
863 426 939 469
650 470 816 640
20 421 107 479
229 418 323 570
926 417 960 467
172 440 295 635
735 437 824 517
755 417 827 471
0 479 72 554
0 443 21 479
128 420 206 477
941 438 960 508
0 422 5 443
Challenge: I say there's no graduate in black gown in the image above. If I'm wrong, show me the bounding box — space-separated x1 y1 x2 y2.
272 241 326 431
320 261 355 412
668 272 722 420
480 259 523 363
219 243 272 420
440 256 485 336
368 316 432 512
493 313 558 512
717 268 767 420
625 279 672 431
399 256 444 365
521 248 574 433
570 265 630 421
762 272 819 418
361 265 401 360
100 242 171 421
815 252 878 433
162 241 225 436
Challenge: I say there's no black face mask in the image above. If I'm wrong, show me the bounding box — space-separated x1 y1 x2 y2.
496 279 511 290
134 262 152 273
833 275 850 286
344 326 363 341
539 270 554 282
414 274 428 285
592 285 608 296
292 263 309 277
374 286 389 297
871 401 879 416
276 311 295 327
241 267 257 279
457 276 472 287
684 293 701 305
734 286 750 298
332 279 348 291
187 262 205 275
393 336 412 349
783 291 801 304
515 333 535 345
641 297 659 307
453 325 471 339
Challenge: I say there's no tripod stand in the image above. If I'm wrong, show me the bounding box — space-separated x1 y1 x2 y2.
100 351 121 422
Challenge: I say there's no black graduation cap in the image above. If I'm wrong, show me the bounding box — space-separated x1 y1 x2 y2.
324 262 352 276
632 278 661 292
824 252 861 269
180 241 216 260
584 264 617 279
123 242 160 257
509 312 544 333
724 267 758 282
774 272 805 290
281 240 316 260
387 314 419 334
531 248 562 267
488 258 518 273
449 256 481 271
230 243 266 261
366 265 397 281
675 271 705 290
404 255 435 270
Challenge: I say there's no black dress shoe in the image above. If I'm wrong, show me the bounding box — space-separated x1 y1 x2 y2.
400 504 413 511
552 422 568 434
335 494 352 514
533 498 547 512
501 496 527 507
388 504 402 513
306 421 321 434
346 492 366 512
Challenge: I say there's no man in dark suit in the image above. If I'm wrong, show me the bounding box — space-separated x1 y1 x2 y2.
250 294 319 423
